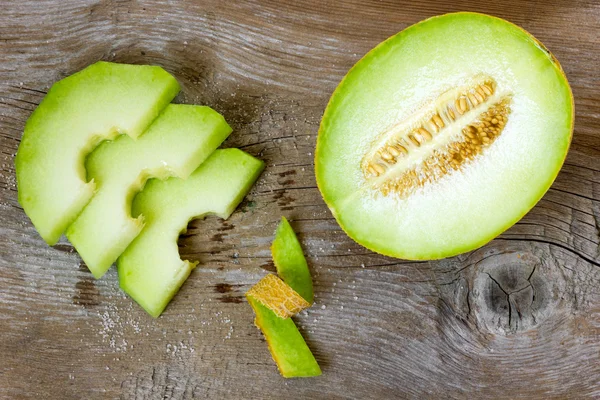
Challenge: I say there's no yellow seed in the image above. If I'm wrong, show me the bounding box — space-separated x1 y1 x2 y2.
432 114 445 128
475 86 486 97
460 97 468 113
482 84 493 96
474 92 484 103
454 100 461 114
448 108 456 120
368 165 377 176
491 118 498 124
373 163 385 174
409 135 421 147
397 144 409 155
455 99 464 115
381 150 393 160
468 93 478 106
482 136 490 144
428 120 439 133
388 146 400 157
418 128 433 141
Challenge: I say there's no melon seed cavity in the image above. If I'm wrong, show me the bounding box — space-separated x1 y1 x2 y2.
361 76 511 197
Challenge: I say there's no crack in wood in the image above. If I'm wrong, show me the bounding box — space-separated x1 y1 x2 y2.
497 237 600 267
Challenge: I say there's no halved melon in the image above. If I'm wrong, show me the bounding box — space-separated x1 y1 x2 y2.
16 61 179 244
315 12 573 260
66 105 231 279
118 149 264 317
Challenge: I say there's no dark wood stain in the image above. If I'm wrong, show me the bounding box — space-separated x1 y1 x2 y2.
213 283 234 293
210 233 225 242
0 1 599 399
52 244 75 253
218 296 244 304
273 190 295 207
217 223 235 232
214 283 245 304
259 260 277 273
72 263 100 308
72 279 100 308
278 170 297 178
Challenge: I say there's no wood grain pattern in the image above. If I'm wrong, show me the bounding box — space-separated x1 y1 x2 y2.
1 0 599 398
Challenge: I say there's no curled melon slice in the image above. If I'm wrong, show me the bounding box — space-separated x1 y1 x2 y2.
118 149 264 317
16 61 179 244
66 105 231 279
316 12 574 260
247 217 321 378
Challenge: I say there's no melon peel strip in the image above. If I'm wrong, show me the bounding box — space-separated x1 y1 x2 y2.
246 273 311 319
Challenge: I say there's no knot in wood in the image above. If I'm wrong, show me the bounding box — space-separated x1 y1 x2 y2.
470 251 558 334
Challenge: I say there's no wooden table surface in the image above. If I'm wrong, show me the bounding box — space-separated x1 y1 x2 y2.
1 1 599 399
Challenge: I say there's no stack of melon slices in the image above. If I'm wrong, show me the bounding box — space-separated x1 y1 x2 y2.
15 61 264 317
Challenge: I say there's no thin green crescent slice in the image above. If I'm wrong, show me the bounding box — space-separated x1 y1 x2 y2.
118 149 264 318
66 105 231 279
16 61 179 244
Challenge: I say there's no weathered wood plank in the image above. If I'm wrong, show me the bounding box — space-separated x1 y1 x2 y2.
0 0 599 399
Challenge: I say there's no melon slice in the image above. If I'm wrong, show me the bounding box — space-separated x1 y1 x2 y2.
247 217 321 378
271 217 314 303
117 149 264 317
16 61 179 244
315 12 574 260
248 298 321 377
66 105 231 279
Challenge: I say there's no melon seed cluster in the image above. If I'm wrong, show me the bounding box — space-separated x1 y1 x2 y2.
361 78 512 197
380 99 511 197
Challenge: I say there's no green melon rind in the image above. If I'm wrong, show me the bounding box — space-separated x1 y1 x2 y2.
271 217 314 303
66 104 232 279
16 61 180 245
248 217 321 378
117 149 264 318
248 297 321 378
315 12 574 260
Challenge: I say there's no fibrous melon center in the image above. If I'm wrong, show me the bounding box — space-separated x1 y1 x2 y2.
361 75 512 197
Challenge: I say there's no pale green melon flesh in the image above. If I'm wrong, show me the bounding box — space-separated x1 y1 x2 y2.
248 298 321 378
66 105 231 279
118 149 264 317
16 61 180 245
316 13 573 259
271 217 313 303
